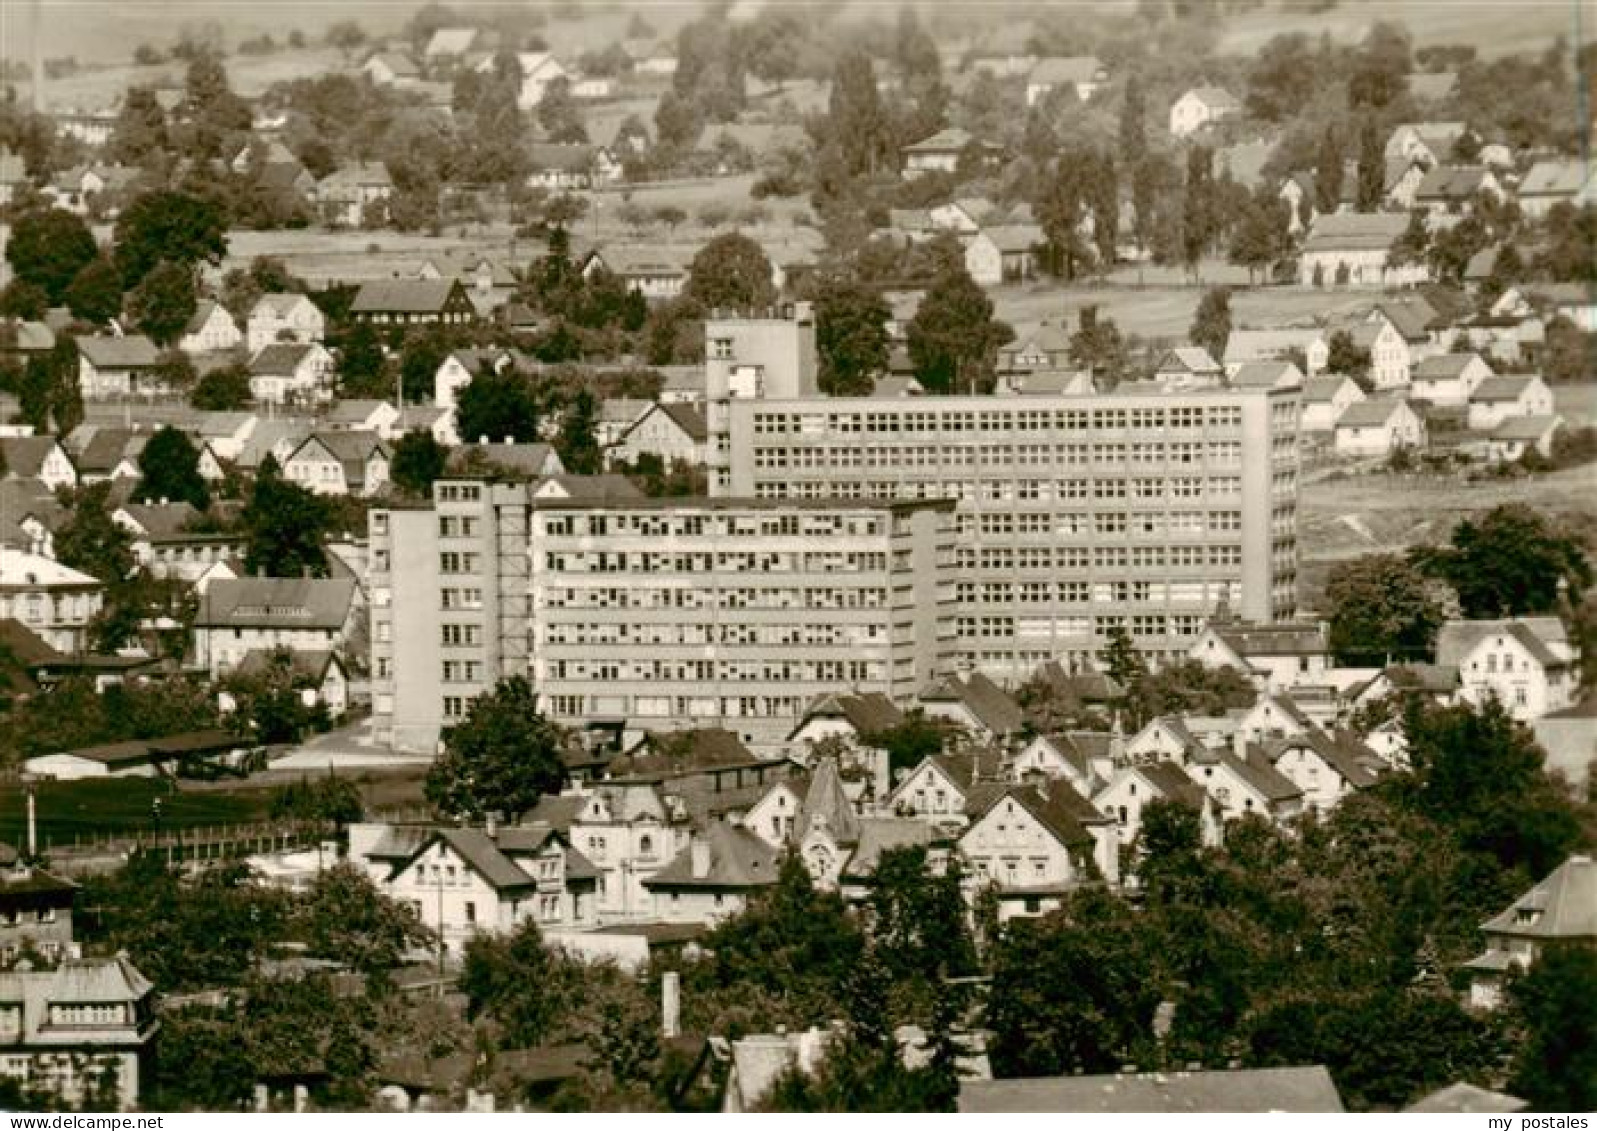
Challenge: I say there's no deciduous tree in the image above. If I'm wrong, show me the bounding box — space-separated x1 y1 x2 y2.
424 676 567 821
136 425 209 509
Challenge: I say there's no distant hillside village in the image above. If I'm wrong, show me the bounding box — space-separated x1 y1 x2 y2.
0 0 1593 1117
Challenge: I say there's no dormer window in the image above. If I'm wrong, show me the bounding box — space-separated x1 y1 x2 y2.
1516 908 1540 925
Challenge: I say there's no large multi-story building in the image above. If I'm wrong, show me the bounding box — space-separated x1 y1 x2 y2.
717 371 1300 676
369 481 957 751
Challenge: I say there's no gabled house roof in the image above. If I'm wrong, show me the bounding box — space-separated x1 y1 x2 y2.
251 292 319 320
622 401 707 444
319 161 393 191
1518 159 1591 198
791 691 904 738
1471 375 1539 403
0 437 68 479
1264 731 1382 789
1302 212 1408 252
195 577 357 631
183 300 235 336
249 342 325 376
920 671 1025 735
1213 621 1328 658
1436 617 1569 670
1336 398 1413 429
115 501 200 538
1218 749 1304 805
977 223 1045 254
1302 375 1358 404
966 780 1097 848
644 822 779 891
233 647 345 685
1492 414 1561 443
1137 760 1210 810
1413 353 1487 380
1478 854 1597 940
1414 164 1490 203
449 441 562 478
349 279 464 315
76 335 159 369
1156 346 1223 375
528 143 600 173
286 432 389 486
1229 360 1301 389
797 757 861 845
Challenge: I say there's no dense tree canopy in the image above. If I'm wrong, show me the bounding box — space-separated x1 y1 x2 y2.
685 233 776 312
113 190 229 288
136 425 210 510
815 280 891 396
5 208 99 303
1326 554 1446 666
240 456 332 578
906 262 1012 394
424 677 567 821
1413 504 1592 620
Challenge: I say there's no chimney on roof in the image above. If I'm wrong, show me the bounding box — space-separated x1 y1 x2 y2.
689 835 710 879
479 435 489 444
503 436 512 445
661 970 680 1039
485 812 498 840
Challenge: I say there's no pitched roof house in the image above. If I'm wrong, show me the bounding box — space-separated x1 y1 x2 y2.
76 335 161 399
349 279 476 326
177 300 242 355
193 577 359 676
1025 56 1108 106
1436 617 1577 721
247 342 335 405
1465 854 1597 1008
282 431 392 497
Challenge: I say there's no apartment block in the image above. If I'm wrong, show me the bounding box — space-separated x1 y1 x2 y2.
720 385 1300 676
369 482 957 751
704 303 820 493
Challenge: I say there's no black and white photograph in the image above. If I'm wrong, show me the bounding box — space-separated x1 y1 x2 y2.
0 0 1592 1116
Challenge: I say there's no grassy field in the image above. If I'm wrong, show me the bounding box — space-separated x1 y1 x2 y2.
993 267 1374 343
0 765 428 848
219 227 541 289
1297 434 1597 613
1217 0 1579 61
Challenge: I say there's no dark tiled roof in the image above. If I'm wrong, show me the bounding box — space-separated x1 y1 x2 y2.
350 279 461 314
196 577 357 630
644 822 779 891
1479 855 1597 940
921 671 1025 735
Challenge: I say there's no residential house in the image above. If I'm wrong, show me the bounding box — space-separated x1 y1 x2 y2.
1465 854 1596 1008
993 369 1094 397
957 780 1108 920
929 197 999 237
0 437 78 492
888 750 1002 826
433 346 528 410
193 577 360 676
1385 122 1468 168
1484 414 1562 464
1234 691 1316 744
901 128 1003 178
1093 760 1221 853
0 852 77 965
643 822 779 925
1516 159 1597 218
1333 398 1426 458
1124 715 1211 765
0 551 103 654
1168 86 1241 137
1187 619 1330 691
958 220 1047 284
1413 165 1502 222
918 671 1025 745
1376 294 1448 364
580 247 690 301
959 1066 1345 1113
248 342 335 405
325 399 402 435
43 164 139 216
352 822 597 955
1349 662 1461 715
553 781 689 922
349 279 476 327
246 293 325 351
481 52 568 109
1468 375 1554 431
609 402 708 468
1153 346 1225 389
446 442 564 478
226 648 350 717
1344 312 1413 391
0 954 158 1110
361 51 422 87
390 405 460 448
785 691 904 750
282 431 391 497
624 39 678 76
1300 375 1366 433
418 255 518 317
316 162 394 228
1185 748 1304 825
1025 56 1108 107
1230 360 1304 391
0 320 56 362
1300 213 1430 289
1223 327 1328 375
177 300 242 355
1436 617 1577 721
1410 352 1494 406
997 323 1073 374
75 335 161 399
114 502 242 582
1262 731 1383 815
596 398 650 449
525 143 619 191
